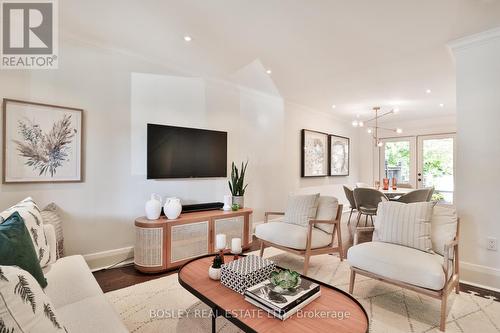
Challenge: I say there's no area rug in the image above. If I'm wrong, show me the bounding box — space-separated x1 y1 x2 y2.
105 249 500 333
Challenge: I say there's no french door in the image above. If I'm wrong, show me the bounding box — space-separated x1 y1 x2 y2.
417 134 456 204
379 137 416 187
379 133 455 203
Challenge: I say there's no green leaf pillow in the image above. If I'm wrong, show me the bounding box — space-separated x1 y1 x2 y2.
0 265 66 332
0 212 47 288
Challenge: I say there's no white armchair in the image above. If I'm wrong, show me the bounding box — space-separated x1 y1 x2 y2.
255 196 343 275
347 205 460 332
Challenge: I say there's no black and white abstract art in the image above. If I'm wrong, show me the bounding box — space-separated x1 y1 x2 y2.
3 99 83 183
301 129 329 177
329 135 349 176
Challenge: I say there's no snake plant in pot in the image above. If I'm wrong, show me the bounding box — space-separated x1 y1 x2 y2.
228 161 248 208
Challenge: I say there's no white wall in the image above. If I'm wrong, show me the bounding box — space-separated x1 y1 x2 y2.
0 36 360 269
450 28 500 289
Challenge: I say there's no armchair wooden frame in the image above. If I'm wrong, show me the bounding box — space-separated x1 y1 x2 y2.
258 204 344 275
348 219 460 332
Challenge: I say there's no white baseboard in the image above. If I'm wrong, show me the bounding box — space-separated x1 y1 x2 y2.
459 260 500 291
460 279 500 293
83 246 134 272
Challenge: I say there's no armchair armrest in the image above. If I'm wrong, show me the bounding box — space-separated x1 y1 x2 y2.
308 219 339 225
353 226 374 245
264 211 285 223
443 238 459 279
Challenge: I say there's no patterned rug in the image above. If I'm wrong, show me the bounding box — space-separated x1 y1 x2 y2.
105 249 500 333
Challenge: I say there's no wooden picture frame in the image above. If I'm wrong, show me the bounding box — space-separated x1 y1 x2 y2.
329 134 350 176
301 129 329 177
2 99 84 183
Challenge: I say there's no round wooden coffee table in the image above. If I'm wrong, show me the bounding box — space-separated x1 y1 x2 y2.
178 255 368 333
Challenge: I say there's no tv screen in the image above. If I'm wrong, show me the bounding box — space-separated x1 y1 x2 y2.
147 124 227 179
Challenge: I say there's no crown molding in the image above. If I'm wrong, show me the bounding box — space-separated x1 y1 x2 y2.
448 26 500 52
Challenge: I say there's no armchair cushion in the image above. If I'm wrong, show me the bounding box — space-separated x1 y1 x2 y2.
255 222 331 250
347 241 446 290
283 194 320 227
314 196 339 234
374 201 433 252
431 205 458 256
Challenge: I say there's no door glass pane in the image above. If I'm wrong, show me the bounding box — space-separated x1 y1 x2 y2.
383 141 411 184
422 138 454 203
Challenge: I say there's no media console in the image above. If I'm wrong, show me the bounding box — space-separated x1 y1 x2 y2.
134 208 253 273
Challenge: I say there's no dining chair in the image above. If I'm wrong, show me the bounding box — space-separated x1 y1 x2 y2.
353 188 388 226
343 185 357 225
396 187 434 203
426 187 435 201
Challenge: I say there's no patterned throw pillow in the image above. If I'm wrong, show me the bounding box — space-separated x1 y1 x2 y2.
40 204 64 259
283 194 320 227
0 265 66 332
374 201 433 252
0 198 51 267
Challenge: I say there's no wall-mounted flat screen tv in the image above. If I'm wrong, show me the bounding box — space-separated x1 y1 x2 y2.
147 124 227 179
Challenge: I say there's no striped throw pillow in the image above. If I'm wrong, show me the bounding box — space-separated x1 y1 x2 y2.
374 201 433 252
40 203 64 259
283 194 320 227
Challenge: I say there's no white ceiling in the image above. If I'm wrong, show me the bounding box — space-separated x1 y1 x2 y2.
61 0 500 121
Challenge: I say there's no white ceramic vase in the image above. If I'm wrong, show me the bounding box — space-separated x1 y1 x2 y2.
222 195 232 211
164 197 182 220
145 194 162 220
208 266 221 280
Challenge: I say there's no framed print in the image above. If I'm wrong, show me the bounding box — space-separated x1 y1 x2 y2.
329 134 349 176
301 129 329 177
2 99 83 183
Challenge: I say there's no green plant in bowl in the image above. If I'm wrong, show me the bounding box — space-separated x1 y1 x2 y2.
231 203 240 211
269 269 301 293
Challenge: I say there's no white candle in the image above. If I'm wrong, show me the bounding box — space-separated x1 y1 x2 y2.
231 238 242 254
216 234 226 250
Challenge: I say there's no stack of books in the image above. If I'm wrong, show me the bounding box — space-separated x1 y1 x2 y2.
244 277 321 320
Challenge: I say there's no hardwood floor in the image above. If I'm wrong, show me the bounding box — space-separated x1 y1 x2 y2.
93 264 176 293
94 237 262 293
93 236 500 302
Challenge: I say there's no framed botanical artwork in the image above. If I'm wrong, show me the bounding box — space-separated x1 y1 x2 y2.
329 134 349 176
301 129 329 177
2 99 83 183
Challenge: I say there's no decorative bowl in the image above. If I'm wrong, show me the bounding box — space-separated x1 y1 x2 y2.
269 269 301 293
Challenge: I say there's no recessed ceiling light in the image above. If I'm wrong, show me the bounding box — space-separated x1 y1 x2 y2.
393 107 400 114
266 69 272 74
396 128 403 134
183 35 192 42
331 104 336 109
426 89 432 94
439 103 444 108
358 121 364 127
367 128 372 134
352 120 359 127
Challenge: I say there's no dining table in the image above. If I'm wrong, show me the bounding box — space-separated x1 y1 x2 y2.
378 187 413 199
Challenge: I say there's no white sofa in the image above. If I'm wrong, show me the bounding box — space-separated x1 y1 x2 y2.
42 224 127 332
